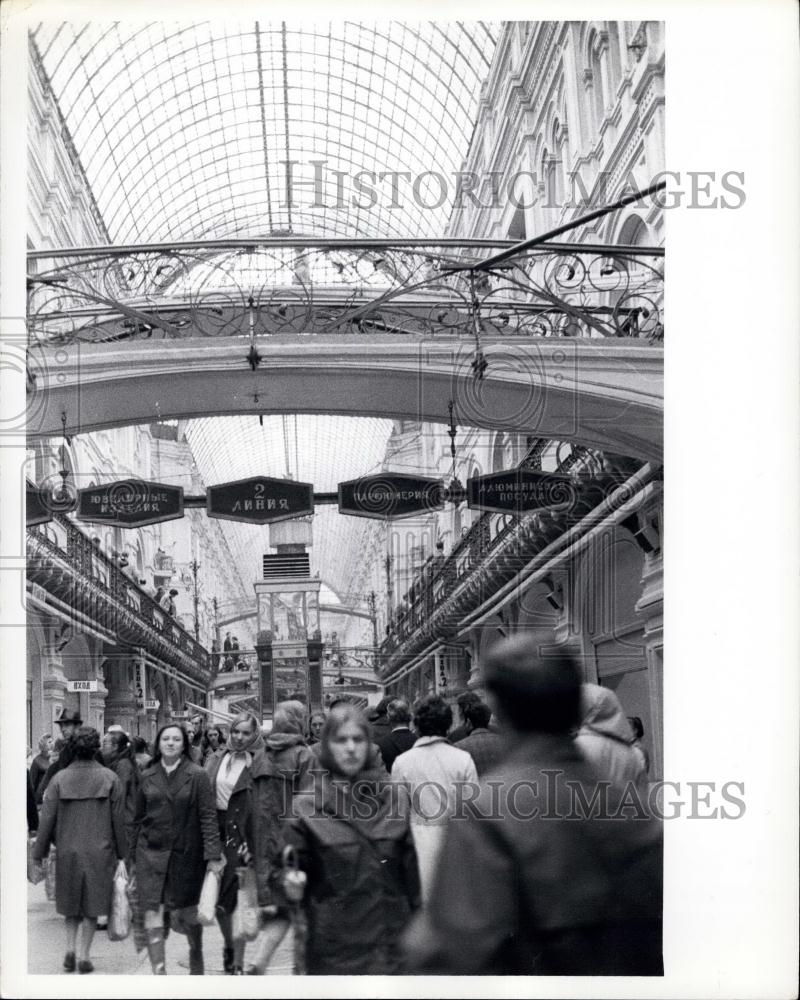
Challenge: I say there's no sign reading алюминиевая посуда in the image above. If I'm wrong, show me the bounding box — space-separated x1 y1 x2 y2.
467 469 576 515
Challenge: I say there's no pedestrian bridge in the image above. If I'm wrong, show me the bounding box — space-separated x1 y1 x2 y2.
27 335 662 460
26 238 663 460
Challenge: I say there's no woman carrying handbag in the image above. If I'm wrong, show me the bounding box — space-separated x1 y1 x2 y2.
132 724 224 974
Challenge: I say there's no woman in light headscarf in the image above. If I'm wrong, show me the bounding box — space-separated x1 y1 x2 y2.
575 683 647 792
246 701 314 974
205 712 264 974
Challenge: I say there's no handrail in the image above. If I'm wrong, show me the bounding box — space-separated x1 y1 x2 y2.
27 513 211 683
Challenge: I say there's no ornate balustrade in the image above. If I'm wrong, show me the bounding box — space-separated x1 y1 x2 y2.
380 455 660 676
27 513 211 686
27 237 663 346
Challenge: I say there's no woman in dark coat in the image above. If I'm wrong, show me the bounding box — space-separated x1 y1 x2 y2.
101 730 139 859
283 704 421 975
32 726 127 974
205 712 264 974
132 723 224 975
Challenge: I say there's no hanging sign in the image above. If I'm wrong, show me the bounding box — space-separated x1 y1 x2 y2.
207 477 314 524
66 679 98 693
144 699 160 711
77 479 184 528
337 473 445 520
467 469 576 515
26 484 52 527
134 660 147 711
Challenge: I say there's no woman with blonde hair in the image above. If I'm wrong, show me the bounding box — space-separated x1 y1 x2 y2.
205 712 264 974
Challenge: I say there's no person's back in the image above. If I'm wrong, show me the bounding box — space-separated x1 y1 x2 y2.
392 695 478 902
575 684 647 791
404 634 662 976
453 701 505 777
377 699 416 772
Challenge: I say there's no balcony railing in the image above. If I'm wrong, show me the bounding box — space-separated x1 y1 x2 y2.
27 512 211 686
380 453 657 674
27 237 663 346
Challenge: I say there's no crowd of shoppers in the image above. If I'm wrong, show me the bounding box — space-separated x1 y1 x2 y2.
29 637 658 977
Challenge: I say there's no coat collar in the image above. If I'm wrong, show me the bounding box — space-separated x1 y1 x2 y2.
413 735 448 747
207 749 256 796
147 755 195 798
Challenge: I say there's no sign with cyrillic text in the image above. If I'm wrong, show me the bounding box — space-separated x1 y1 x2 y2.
338 474 445 519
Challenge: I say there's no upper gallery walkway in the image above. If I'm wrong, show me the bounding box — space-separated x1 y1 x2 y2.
27 230 664 461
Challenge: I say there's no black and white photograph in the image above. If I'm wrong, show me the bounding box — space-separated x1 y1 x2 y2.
0 2 797 998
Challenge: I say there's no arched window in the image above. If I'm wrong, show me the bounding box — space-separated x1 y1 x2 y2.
617 213 650 247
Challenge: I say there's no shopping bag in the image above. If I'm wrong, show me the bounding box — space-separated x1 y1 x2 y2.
27 841 45 885
44 848 57 901
126 872 148 953
108 860 131 941
232 866 259 942
196 868 221 926
282 846 308 976
169 906 199 935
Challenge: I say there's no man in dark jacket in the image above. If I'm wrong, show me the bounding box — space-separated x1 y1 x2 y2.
404 632 663 976
36 709 83 803
453 700 505 777
368 696 393 744
447 691 482 743
377 699 416 772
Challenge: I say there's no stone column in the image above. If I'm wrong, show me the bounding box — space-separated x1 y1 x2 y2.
103 654 138 733
41 641 68 729
88 676 109 732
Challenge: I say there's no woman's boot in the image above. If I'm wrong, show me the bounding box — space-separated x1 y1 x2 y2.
186 924 204 975
145 928 166 975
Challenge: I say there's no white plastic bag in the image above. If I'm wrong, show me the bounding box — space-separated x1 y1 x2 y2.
44 848 57 901
108 860 131 941
196 869 220 926
232 866 259 942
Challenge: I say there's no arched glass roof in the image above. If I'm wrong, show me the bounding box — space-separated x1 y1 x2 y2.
31 21 496 244
183 414 394 598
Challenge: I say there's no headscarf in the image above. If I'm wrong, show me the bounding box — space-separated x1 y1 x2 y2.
578 684 636 745
265 700 308 751
224 712 264 757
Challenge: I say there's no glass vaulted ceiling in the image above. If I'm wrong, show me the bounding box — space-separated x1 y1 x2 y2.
183 415 394 600
31 21 496 244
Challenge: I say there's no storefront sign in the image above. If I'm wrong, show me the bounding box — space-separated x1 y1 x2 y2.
66 679 98 692
171 710 188 720
467 469 576 515
144 699 160 711
338 473 445 519
207 477 314 524
26 484 52 526
77 479 184 528
134 660 147 711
